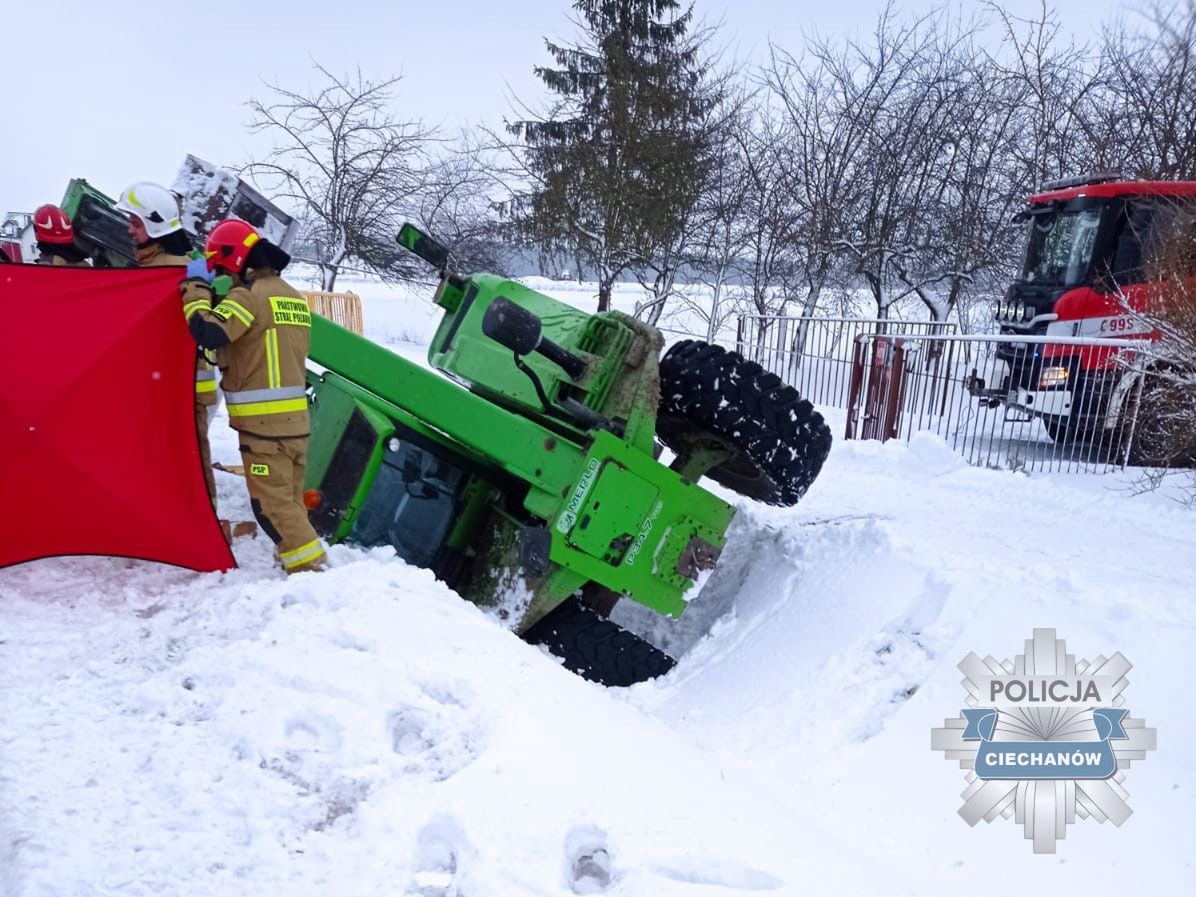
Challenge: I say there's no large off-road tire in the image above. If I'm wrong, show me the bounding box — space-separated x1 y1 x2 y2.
522 597 676 687
656 340 832 506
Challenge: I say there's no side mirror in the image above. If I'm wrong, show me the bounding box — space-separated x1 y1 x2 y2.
482 297 542 356
396 223 450 271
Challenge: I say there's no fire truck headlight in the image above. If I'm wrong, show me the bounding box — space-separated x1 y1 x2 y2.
991 301 1001 319
1039 366 1069 388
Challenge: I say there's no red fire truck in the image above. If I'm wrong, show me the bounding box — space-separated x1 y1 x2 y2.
975 174 1196 462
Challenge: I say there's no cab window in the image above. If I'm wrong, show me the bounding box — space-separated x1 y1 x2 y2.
350 439 466 567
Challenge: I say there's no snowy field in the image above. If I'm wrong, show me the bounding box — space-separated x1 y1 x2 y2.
2 280 1194 897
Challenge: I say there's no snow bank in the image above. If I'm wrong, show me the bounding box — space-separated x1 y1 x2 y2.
1 539 885 896
622 434 1195 896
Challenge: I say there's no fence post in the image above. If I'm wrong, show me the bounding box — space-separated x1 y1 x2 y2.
845 336 868 440
788 324 801 385
861 336 891 440
776 316 789 380
936 338 955 417
884 340 907 441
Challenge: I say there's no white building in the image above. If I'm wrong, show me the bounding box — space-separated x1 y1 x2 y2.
0 212 34 262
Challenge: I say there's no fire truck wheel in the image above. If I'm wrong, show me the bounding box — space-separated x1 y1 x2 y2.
522 597 676 687
1127 378 1193 468
656 339 832 506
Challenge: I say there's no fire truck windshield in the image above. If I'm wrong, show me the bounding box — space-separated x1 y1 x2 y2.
1020 207 1102 287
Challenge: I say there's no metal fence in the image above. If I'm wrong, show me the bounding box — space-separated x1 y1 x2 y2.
839 332 1149 473
734 315 957 411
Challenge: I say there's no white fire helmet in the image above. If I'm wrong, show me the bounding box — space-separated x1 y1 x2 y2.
115 181 184 238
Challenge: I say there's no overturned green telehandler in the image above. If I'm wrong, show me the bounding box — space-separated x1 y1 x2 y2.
303 226 832 685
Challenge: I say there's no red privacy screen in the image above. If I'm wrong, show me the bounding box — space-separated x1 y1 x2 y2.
0 265 234 572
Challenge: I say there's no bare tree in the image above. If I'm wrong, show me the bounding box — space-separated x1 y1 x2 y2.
765 46 856 325
245 64 437 290
803 9 966 321
985 1 1101 190
764 3 1104 330
679 109 752 340
1095 1 1196 179
416 135 510 275
763 45 864 359
669 85 808 347
917 16 1032 329
632 195 699 327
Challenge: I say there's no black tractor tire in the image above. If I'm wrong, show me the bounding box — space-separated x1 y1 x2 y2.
656 339 832 507
522 597 676 687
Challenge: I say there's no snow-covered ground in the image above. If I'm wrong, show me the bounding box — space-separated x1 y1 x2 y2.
2 282 1193 897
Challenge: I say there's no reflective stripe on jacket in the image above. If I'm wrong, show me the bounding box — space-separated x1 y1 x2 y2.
196 268 311 438
223 384 307 419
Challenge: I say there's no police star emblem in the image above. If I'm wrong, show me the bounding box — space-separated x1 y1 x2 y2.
932 628 1156 853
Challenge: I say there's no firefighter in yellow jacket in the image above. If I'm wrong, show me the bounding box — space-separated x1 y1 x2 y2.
184 219 326 574
115 181 219 505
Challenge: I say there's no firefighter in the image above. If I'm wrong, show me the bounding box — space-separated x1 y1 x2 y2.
115 182 219 506
184 219 326 575
33 205 90 267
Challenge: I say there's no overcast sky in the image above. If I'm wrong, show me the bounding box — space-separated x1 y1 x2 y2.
2 0 1132 215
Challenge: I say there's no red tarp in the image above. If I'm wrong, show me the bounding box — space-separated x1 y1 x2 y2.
0 265 235 572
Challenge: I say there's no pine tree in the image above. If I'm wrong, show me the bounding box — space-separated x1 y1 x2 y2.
508 0 709 311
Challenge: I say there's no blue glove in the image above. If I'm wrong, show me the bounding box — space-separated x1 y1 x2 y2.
185 257 214 283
